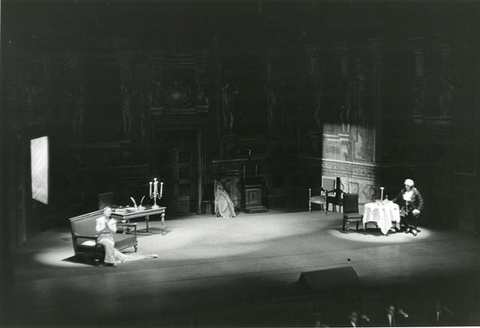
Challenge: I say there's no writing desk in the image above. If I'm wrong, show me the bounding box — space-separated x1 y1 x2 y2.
111 205 166 234
363 201 400 235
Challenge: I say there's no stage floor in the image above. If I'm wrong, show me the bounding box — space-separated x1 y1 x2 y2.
3 209 480 326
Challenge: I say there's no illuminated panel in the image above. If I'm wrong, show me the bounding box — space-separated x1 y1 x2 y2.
31 136 49 204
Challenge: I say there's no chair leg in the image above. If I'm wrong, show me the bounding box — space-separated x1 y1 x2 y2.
345 220 350 233
309 201 311 213
356 221 359 230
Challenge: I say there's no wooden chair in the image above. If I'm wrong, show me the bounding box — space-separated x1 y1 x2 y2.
326 177 344 213
342 193 363 233
309 177 336 215
309 188 327 214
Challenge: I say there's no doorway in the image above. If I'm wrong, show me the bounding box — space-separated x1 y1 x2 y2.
155 130 199 214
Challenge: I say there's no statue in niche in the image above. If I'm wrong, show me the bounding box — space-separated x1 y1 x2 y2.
337 76 353 134
413 77 426 115
439 73 457 117
222 81 239 135
139 87 149 141
313 78 324 132
120 84 136 140
195 78 210 108
266 84 278 133
148 79 164 109
265 80 286 133
72 85 85 140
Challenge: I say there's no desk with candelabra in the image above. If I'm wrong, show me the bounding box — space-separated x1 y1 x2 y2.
112 178 167 234
111 205 166 234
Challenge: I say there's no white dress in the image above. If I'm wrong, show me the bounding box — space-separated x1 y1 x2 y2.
95 216 157 265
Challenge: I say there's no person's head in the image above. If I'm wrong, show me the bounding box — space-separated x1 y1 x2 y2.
103 206 112 217
386 305 396 316
404 179 414 191
348 310 358 323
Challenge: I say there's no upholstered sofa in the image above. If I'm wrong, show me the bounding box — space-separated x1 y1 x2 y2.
69 209 138 264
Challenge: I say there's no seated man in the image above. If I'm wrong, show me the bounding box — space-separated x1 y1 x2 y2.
392 178 424 236
345 309 370 327
377 304 409 327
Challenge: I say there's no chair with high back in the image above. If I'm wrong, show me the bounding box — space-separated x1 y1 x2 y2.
309 177 336 215
326 177 344 213
98 191 114 210
342 193 363 233
309 187 327 214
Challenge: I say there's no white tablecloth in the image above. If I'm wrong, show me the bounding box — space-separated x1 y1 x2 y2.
363 202 401 235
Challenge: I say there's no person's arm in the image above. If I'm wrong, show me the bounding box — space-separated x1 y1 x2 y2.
107 218 117 233
391 190 402 203
95 216 106 233
443 306 454 316
415 189 424 212
398 308 409 318
411 189 424 215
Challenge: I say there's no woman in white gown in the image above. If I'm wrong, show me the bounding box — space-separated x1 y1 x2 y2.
214 180 236 219
96 207 157 266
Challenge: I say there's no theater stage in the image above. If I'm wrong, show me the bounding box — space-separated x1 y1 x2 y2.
3 209 480 327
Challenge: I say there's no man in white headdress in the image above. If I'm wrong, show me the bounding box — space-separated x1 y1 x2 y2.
392 179 424 236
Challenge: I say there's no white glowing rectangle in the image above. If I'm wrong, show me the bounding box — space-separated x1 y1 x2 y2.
31 136 49 204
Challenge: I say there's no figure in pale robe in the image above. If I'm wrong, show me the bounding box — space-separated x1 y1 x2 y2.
214 180 236 219
96 207 157 266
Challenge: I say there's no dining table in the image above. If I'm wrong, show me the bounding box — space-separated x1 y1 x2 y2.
363 201 401 235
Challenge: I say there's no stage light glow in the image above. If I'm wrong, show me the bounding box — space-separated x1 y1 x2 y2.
35 248 81 268
31 212 432 269
329 227 432 243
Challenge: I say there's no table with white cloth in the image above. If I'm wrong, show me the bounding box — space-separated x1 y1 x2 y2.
363 201 401 235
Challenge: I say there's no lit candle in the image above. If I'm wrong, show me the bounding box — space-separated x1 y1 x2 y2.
380 187 384 200
149 181 153 196
159 182 164 198
154 178 158 195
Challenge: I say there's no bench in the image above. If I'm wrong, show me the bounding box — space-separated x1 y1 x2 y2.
69 209 138 264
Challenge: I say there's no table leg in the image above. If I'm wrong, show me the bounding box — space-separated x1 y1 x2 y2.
145 215 149 232
161 212 165 235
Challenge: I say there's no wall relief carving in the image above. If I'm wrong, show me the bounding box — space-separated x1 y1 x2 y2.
164 81 193 109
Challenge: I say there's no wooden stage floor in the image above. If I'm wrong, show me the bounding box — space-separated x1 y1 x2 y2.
2 209 480 327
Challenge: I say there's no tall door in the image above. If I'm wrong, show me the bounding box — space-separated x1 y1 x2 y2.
156 131 197 214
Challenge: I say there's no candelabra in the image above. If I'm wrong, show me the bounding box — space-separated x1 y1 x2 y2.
149 177 163 209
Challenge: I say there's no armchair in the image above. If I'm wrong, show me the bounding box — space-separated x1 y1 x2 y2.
69 209 138 264
309 177 336 215
309 187 327 214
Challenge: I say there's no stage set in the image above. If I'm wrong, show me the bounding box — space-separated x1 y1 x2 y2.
1 1 480 327
3 209 480 327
